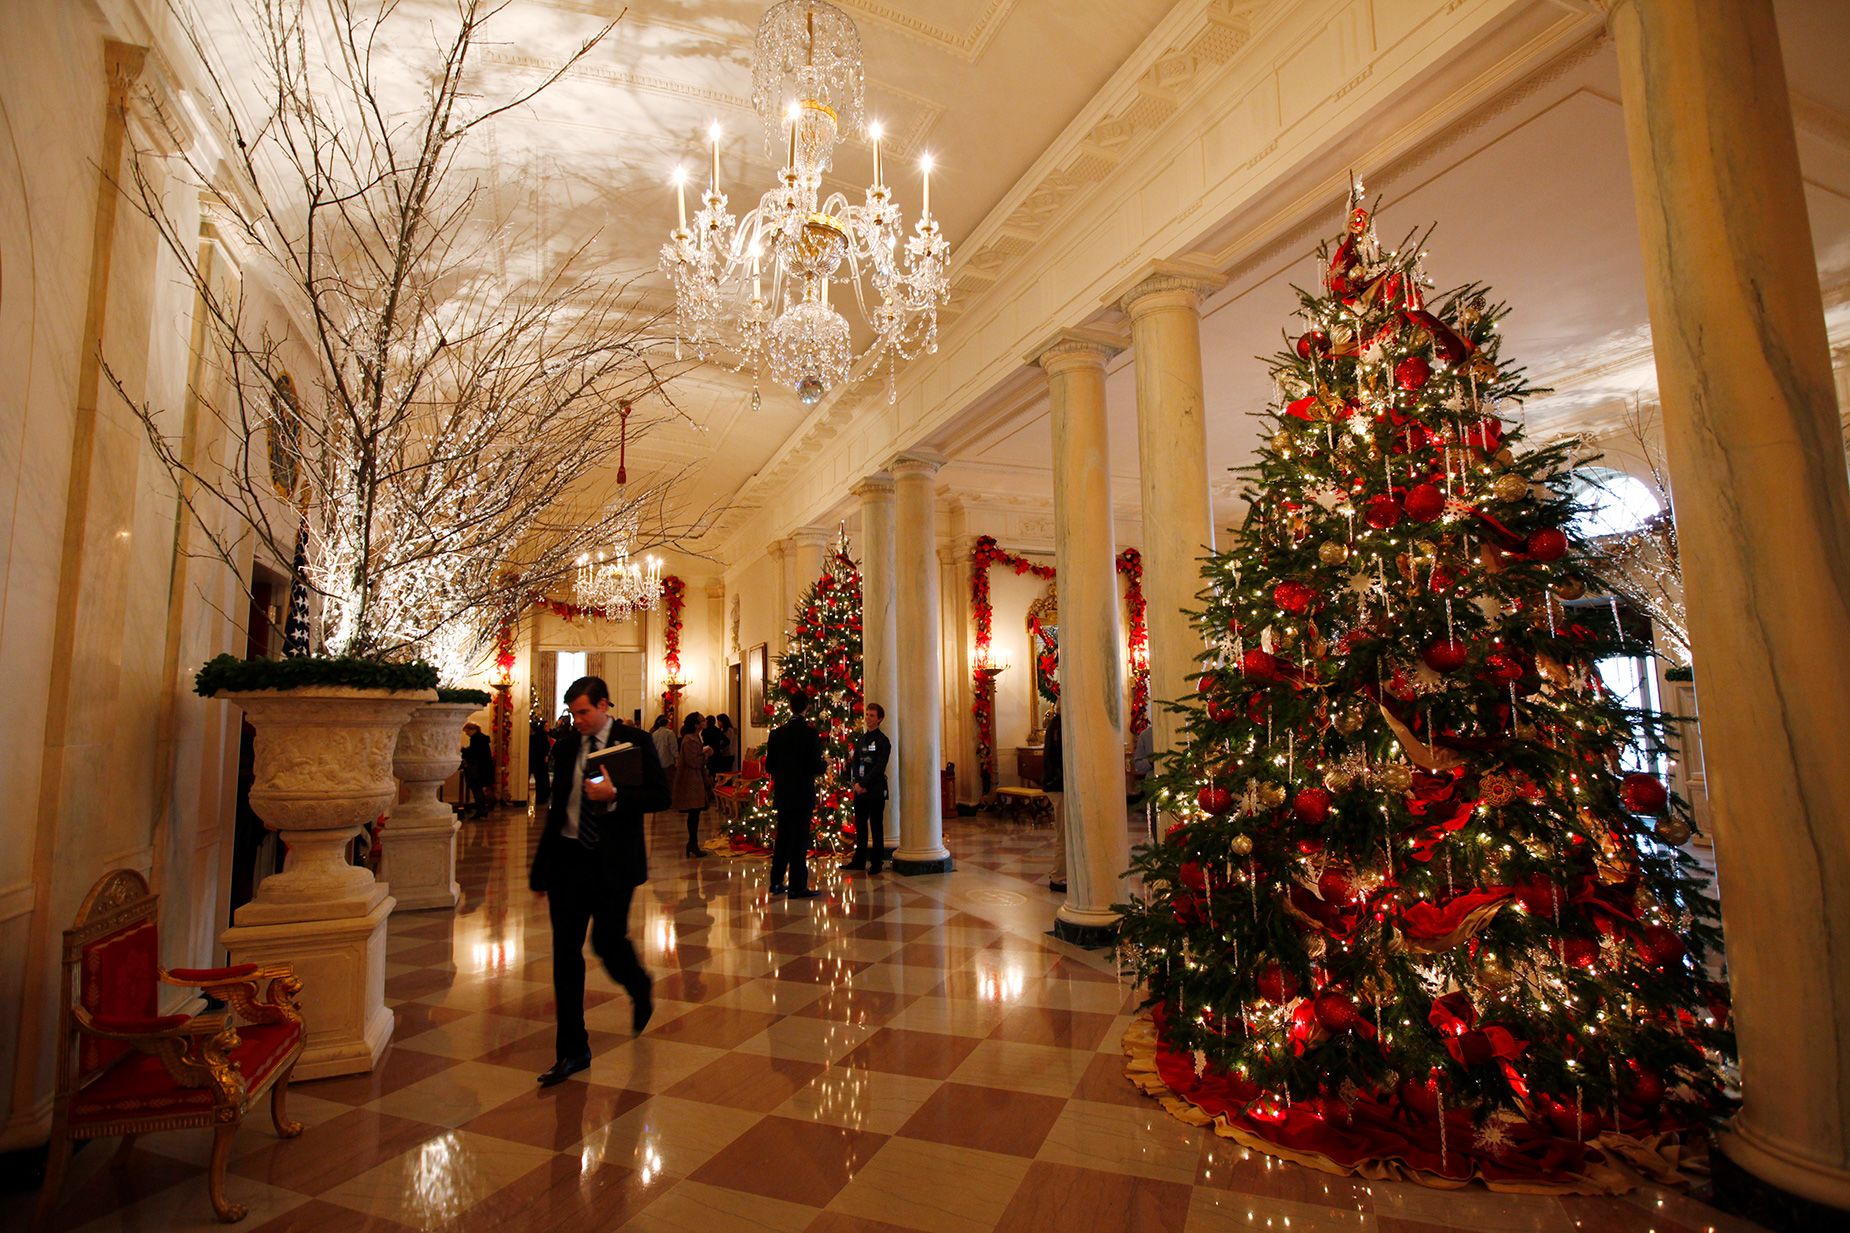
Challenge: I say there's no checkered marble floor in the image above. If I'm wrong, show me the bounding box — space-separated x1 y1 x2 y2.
16 806 1763 1233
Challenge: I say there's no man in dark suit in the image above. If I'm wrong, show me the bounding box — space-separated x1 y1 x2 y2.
528 675 668 1086
764 691 827 899
462 722 495 817
840 702 891 876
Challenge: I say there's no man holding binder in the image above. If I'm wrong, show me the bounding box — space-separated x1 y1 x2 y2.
529 675 668 1086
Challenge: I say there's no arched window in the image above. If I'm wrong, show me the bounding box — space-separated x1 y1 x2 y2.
1569 466 1660 539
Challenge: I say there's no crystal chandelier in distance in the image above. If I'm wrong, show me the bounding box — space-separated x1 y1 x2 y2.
661 0 951 408
573 548 663 621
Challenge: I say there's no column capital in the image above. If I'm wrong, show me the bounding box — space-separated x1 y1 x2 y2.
788 526 833 548
887 450 947 479
1027 327 1126 375
766 538 788 561
1108 260 1230 318
850 474 896 500
705 578 726 599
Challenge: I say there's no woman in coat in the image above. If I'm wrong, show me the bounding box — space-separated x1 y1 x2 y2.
671 712 710 858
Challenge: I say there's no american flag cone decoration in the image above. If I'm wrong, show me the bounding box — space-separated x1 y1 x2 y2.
281 517 313 658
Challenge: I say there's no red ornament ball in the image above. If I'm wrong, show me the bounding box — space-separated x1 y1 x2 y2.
1207 702 1239 724
1315 992 1360 1033
1292 787 1333 826
1421 637 1470 673
1364 494 1403 530
1241 649 1282 679
1621 772 1669 814
1627 1066 1667 1104
1403 482 1446 522
1638 924 1686 969
1294 836 1324 856
1513 876 1561 918
1526 528 1569 563
1197 673 1219 696
1295 330 1331 359
1196 785 1234 816
1255 964 1300 1005
1273 580 1318 615
1394 355 1432 390
1563 936 1600 968
1480 652 1526 684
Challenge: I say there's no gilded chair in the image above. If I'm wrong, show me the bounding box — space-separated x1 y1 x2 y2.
35 870 306 1227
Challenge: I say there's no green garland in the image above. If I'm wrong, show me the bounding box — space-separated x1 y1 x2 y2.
194 653 438 698
436 686 492 705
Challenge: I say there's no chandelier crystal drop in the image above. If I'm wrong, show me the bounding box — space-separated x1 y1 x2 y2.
573 548 663 621
661 0 950 408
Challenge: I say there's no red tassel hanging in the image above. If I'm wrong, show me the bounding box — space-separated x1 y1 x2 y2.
617 401 631 485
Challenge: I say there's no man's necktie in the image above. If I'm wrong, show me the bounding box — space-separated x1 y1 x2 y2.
581 734 602 848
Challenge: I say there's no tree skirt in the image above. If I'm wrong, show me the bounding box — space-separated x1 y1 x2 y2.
702 835 840 861
1120 1010 1704 1195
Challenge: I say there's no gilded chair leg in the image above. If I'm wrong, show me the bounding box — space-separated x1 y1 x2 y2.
111 1134 138 1168
207 1122 247 1223
32 1132 72 1233
270 1066 303 1138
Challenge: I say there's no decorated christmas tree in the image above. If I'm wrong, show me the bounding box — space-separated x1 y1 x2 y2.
727 539 864 854
1119 190 1734 1191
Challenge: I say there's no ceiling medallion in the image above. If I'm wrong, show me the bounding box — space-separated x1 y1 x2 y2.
661 0 951 407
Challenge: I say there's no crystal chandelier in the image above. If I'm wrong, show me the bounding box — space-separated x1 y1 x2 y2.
660 0 951 407
573 548 663 621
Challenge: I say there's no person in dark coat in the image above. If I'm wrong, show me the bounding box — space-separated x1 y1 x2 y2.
711 714 737 774
670 712 710 858
528 715 553 803
763 692 827 899
528 675 668 1086
1043 708 1067 893
462 722 496 817
840 702 891 875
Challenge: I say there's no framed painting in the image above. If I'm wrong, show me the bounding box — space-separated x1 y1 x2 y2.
748 642 770 720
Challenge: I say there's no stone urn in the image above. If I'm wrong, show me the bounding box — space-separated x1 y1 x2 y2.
217 685 433 1078
383 701 479 910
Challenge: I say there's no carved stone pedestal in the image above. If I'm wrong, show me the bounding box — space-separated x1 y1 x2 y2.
217 685 432 1078
383 701 477 911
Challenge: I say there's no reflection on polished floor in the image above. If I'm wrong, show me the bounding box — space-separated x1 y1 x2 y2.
19 806 1760 1233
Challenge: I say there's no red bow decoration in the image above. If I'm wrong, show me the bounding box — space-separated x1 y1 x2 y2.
1429 991 1528 1071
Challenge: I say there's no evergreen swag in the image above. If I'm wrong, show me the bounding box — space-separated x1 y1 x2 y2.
730 544 864 853
1119 192 1733 1189
195 653 438 697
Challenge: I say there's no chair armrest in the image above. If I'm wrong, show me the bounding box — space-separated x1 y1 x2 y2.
161 963 303 1029
164 964 260 984
87 1011 194 1037
75 1008 243 1095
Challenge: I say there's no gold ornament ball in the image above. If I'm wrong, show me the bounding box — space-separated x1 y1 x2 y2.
1259 783 1287 809
1319 541 1350 566
1333 704 1366 736
1380 763 1414 792
1478 959 1514 991
1655 817 1694 847
1229 833 1254 856
1492 473 1529 503
1271 430 1295 454
1323 767 1355 793
1553 578 1587 601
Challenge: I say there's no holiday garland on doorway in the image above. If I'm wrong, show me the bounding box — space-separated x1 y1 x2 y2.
970 535 1149 789
724 544 864 855
660 576 688 719
492 623 516 799
1117 192 1732 1192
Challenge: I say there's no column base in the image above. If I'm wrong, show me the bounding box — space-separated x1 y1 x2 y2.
222 894 395 1079
892 854 954 876
1052 915 1119 948
1713 1125 1850 1231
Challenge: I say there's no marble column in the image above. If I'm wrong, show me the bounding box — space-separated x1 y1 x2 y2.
1113 262 1226 767
1031 330 1129 945
1610 0 1850 1217
889 452 952 874
790 526 831 595
768 538 791 653
853 475 901 827
706 579 726 721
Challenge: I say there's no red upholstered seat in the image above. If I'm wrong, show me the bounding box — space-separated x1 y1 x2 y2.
70 1021 303 1128
168 964 260 983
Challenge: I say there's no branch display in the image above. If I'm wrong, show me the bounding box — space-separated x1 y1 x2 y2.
111 1 721 680
1117 191 1733 1192
725 546 864 855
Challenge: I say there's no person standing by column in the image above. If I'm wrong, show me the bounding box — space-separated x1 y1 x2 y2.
529 676 667 1086
765 692 826 899
671 712 709 858
650 714 678 779
841 703 891 876
1043 707 1066 894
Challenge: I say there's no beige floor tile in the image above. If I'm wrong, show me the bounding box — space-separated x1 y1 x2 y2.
589 1038 734 1093
1034 1098 1203 1183
392 1010 549 1061
318 1128 555 1226
849 962 956 996
65 1177 309 1233
1186 1188 1377 1232
734 1015 877 1064
616 1178 820 1232
826 1137 1031 1233
883 995 1010 1039
577 1096 767 1179
773 1067 945 1136
947 1039 1093 1099
1371 1182 1575 1231
368 1060 540 1128
709 978 827 1015
136 1091 357 1167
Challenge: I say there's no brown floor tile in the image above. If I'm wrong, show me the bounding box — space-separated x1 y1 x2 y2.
443 1154 670 1232
385 967 460 1001
792 985 917 1027
890 941 986 969
851 921 935 942
664 1051 828 1112
987 1006 1117 1051
230 1108 445 1193
459 1081 650 1150
892 1081 1068 1157
388 1001 476 1038
245 1197 423 1233
478 1027 632 1075
37 1145 201 1229
649 968 749 1002
804 1213 935 1233
766 954 873 984
388 940 458 967
1196 1136 1376 1207
299 1046 464 1106
476 985 612 1022
1070 1052 1149 1109
645 1004 783 1049
1558 1195 1707 1233
991 1160 1192 1232
838 1028 982 1079
688 1114 886 1207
